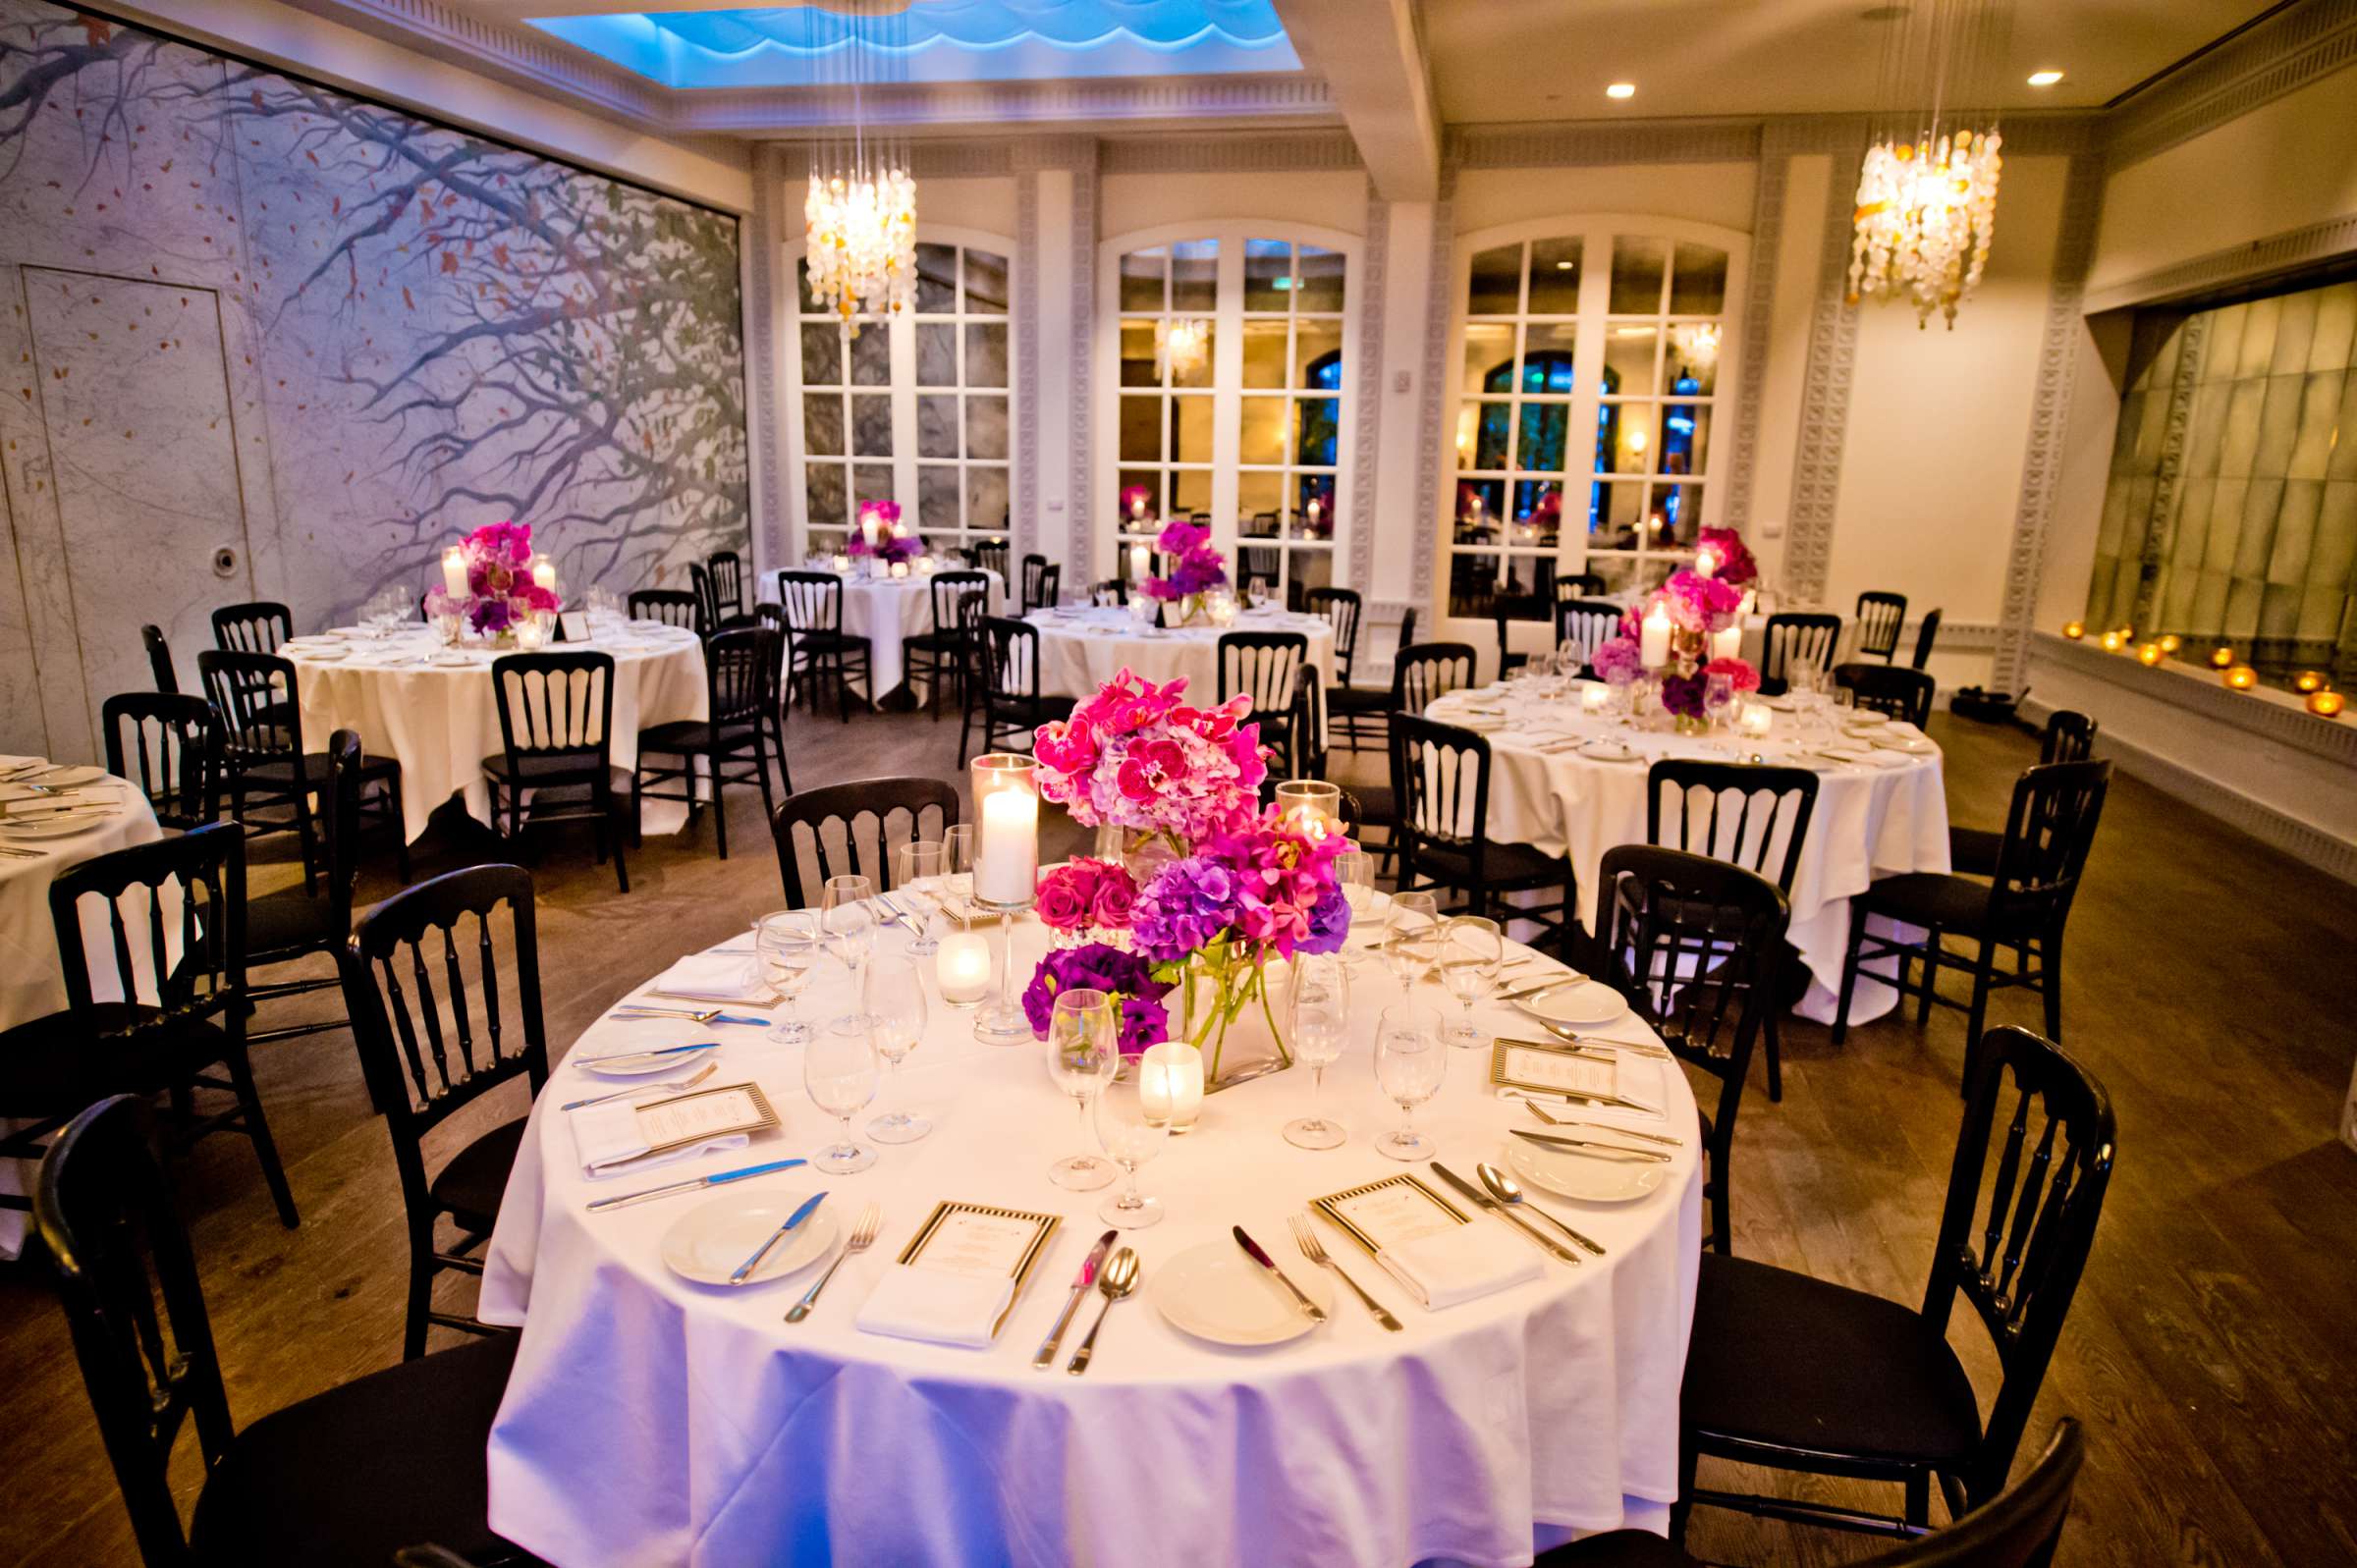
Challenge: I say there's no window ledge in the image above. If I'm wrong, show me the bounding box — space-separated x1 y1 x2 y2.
2032 632 2357 769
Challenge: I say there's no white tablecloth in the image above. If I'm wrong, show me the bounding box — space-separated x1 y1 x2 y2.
760 569 1006 704
1423 690 1950 1024
1027 607 1338 738
0 770 171 1257
480 920 1701 1567
287 621 707 842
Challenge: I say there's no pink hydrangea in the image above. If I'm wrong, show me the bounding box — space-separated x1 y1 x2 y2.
1033 669 1265 839
1696 526 1758 586
1703 655 1760 693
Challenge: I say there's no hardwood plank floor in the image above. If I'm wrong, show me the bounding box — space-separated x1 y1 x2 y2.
3 700 2353 1566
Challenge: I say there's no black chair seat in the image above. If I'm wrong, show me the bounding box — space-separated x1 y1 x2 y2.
1537 1529 1695 1566
790 630 864 656
1948 825 2002 877
0 1007 226 1118
1410 836 1567 892
993 694 1076 728
1326 683 1391 715
246 887 342 959
481 750 607 785
637 717 761 753
1861 870 1993 935
903 628 962 653
188 1333 523 1568
1683 1252 1982 1470
242 749 398 787
428 1118 528 1234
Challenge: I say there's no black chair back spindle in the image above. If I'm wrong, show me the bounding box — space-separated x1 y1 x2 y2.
1393 641 1476 715
1834 661 1937 728
1555 598 1624 676
141 624 180 694
708 551 746 620
1856 590 1909 662
1645 760 1819 893
1911 608 1944 670
1020 554 1062 613
1303 587 1361 686
769 779 960 909
52 823 243 1058
970 538 1011 583
2040 711 2097 764
628 588 704 635
103 692 219 831
210 602 291 656
1217 630 1308 729
1758 612 1841 696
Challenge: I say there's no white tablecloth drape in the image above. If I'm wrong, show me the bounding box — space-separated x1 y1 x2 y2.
480 921 1701 1567
759 569 1007 704
1027 607 1338 738
288 622 707 842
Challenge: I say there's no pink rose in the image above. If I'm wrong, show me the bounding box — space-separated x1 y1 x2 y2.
1090 874 1138 930
1034 873 1091 931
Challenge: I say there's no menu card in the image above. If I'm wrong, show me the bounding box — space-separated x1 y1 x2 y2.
1312 1174 1468 1261
1490 1039 1620 1101
899 1201 1060 1281
632 1084 777 1153
886 1202 1061 1342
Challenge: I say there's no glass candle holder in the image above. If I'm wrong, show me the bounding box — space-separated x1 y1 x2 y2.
1738 700 1773 739
1136 1040 1204 1135
2307 689 2345 719
935 928 991 1006
1273 779 1343 843
969 754 1040 1045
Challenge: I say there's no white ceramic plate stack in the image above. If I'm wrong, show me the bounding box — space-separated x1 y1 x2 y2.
1510 980 1629 1030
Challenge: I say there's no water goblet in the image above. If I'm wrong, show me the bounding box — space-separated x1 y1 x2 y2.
754 909 821 1045
941 825 978 906
1438 915 1503 1049
1045 989 1119 1189
1335 849 1377 976
865 956 931 1144
1703 672 1736 731
1093 1061 1172 1228
1284 953 1349 1150
1382 891 1441 993
821 875 876 1014
806 1015 881 1174
1373 1003 1446 1162
892 841 944 957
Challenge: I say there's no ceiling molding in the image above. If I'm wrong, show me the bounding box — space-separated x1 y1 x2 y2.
1098 131 1362 174
1272 0 1440 199
2104 0 2357 173
1449 118 1763 168
672 73 1338 135
2081 209 2357 314
271 0 665 123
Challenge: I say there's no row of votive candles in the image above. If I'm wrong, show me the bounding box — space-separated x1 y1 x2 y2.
2061 622 2342 716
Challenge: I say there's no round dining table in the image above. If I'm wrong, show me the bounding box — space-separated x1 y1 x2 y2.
1421 684 1951 1023
1026 604 1338 738
759 567 1007 705
479 914 1702 1567
284 616 708 841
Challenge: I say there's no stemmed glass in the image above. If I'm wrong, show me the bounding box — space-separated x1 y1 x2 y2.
1335 850 1377 979
941 826 977 909
1046 989 1118 1190
1373 1002 1445 1162
1439 915 1503 1049
821 875 876 1018
1094 1059 1172 1228
865 956 930 1144
1382 891 1441 993
1703 672 1736 731
805 1016 881 1173
1284 953 1349 1150
754 910 821 1045
891 841 944 957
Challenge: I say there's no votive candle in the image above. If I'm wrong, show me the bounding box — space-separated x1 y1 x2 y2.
2293 671 2326 694
1580 681 1610 714
1137 1040 1204 1134
2136 642 2164 667
1738 701 1773 738
2308 689 2345 719
936 929 991 1005
2223 665 2258 690
2061 621 2085 640
1274 780 1343 841
1694 546 1719 578
2210 646 2235 670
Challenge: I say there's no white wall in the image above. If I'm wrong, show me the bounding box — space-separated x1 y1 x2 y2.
1100 171 1366 237
1451 163 1757 236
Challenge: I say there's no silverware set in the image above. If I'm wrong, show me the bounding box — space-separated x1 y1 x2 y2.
787 1202 881 1322
1432 1162 1583 1264
583 1156 807 1212
1288 1216 1400 1331
1065 1247 1141 1375
562 1060 715 1111
730 1191 830 1285
606 1004 768 1027
1521 1098 1683 1148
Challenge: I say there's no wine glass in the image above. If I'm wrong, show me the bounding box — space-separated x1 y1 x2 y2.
1382 891 1441 993
865 956 930 1144
1439 915 1503 1049
1093 1059 1172 1228
941 825 977 908
1335 849 1377 977
1046 989 1118 1190
821 875 876 1015
805 1015 880 1174
754 910 821 1045
1703 672 1735 731
1373 1002 1446 1162
891 841 944 957
1284 953 1349 1150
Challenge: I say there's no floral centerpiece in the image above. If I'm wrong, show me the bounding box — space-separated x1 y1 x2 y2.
848 500 922 567
1694 524 1758 586
424 519 559 644
1035 857 1139 946
1135 519 1230 625
1030 668 1349 1083
1119 482 1156 528
1590 564 1759 731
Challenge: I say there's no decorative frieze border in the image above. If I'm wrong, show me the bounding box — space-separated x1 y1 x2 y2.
1780 140 1865 606
1014 170 1042 569
1407 172 1457 614
1348 182 1390 595
1098 132 1361 174
744 146 789 572
1447 119 1761 168
2105 0 2357 173
1066 146 1101 574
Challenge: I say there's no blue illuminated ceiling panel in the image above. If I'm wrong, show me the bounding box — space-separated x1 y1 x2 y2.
531 2 1297 90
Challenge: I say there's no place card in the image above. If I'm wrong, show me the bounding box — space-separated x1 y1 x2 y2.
556 610 589 643
896 1201 1062 1339
1312 1173 1468 1262
625 1083 779 1157
1490 1038 1621 1102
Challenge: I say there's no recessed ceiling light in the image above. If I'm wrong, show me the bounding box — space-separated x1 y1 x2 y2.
2026 69 2064 86
1605 81 1636 99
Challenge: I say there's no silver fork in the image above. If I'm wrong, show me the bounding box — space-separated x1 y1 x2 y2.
786 1202 882 1323
871 894 916 934
1288 1215 1401 1332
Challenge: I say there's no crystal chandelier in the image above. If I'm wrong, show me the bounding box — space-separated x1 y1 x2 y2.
1155 318 1210 381
1848 0 2010 329
802 0 916 338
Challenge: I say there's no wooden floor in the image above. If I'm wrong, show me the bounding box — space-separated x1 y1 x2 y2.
4 700 2354 1567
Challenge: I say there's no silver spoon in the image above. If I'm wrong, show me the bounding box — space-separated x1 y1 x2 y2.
1066 1247 1140 1376
1478 1162 1607 1257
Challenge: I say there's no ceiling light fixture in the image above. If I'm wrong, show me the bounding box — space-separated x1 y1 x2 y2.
803 0 916 337
1605 81 1636 99
2026 69 2063 85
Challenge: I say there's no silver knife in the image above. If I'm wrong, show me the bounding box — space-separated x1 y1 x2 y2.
1033 1229 1119 1369
1510 1127 1672 1163
1431 1162 1581 1264
1521 1100 1684 1146
1532 1020 1673 1058
585 1157 808 1212
729 1190 829 1283
1232 1225 1327 1322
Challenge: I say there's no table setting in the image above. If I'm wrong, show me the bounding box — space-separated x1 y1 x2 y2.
759 514 1007 704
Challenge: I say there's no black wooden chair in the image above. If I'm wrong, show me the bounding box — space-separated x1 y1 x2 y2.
774 569 871 721
483 651 628 893
1677 1025 2113 1541
338 864 549 1359
1218 630 1308 770
1912 608 1944 670
1492 593 1545 678
244 728 366 1047
688 562 721 634
0 823 298 1230
1597 844 1788 1254
1857 589 1909 662
1635 759 1819 1102
141 623 180 694
708 550 747 621
1283 676 1330 784
1092 576 1129 606
1395 639 1477 715
770 778 961 908
211 601 292 655
1835 761 2111 1087
196 648 409 892
103 691 218 831
1020 554 1062 613
1836 661 1938 728
1304 585 1362 687
961 616 1072 766
1556 598 1624 677
970 538 1012 583
1324 594 1395 753
904 569 990 719
1388 713 1577 959
1758 612 1842 696
1950 712 2096 875
35 1094 532 1568
635 625 787 862
1543 1417 2085 1567
628 588 704 636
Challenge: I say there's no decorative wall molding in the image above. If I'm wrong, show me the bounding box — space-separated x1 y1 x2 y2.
1067 147 1101 575
1993 149 2107 694
2126 311 2210 631
1780 141 1864 605
1408 172 1457 614
1014 169 1042 568
2082 209 2357 314
745 145 789 574
1348 182 1390 595
1447 119 1761 168
676 74 1338 134
1099 131 1361 174
272 0 666 124
1725 128 1794 534
1010 136 1103 173
2105 0 2357 173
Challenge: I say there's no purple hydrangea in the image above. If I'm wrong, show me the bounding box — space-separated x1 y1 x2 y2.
1661 670 1706 718
1592 635 1642 686
1020 943 1173 1054
1130 856 1238 963
1297 885 1350 955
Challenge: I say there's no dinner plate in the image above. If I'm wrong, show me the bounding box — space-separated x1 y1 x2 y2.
578 1042 721 1077
1452 712 1508 733
1577 739 1639 764
23 765 104 788
1505 1133 1670 1204
1150 1239 1335 1348
429 650 478 667
1860 749 1913 769
0 810 120 839
660 1190 838 1287
1875 735 1938 755
295 646 350 662
1511 980 1628 1028
1841 713 1890 731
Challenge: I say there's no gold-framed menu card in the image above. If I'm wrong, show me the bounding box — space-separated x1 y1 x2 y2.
1313 1173 1542 1310
1312 1174 1468 1261
1490 1036 1624 1103
854 1202 1062 1348
573 1083 779 1175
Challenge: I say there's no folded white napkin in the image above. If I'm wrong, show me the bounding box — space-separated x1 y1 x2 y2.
568 1098 748 1178
652 954 764 1000
854 1264 1014 1349
1377 1225 1542 1310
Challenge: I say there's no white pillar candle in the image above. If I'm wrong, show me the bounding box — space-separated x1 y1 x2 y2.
1640 603 1672 669
861 514 881 548
1694 547 1719 578
936 930 991 1005
1738 588 1758 617
531 556 557 594
1137 1040 1204 1133
1130 496 1147 522
971 754 1039 907
441 547 467 598
1738 701 1773 739
1710 623 1741 663
1128 543 1151 581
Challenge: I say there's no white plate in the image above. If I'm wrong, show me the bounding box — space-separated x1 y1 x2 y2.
1453 712 1508 733
1512 980 1628 1028
1860 749 1912 769
22 765 104 788
1577 740 1639 763
1875 735 1937 755
1506 1133 1671 1204
1151 1239 1335 1348
295 646 350 662
1841 713 1890 730
577 1043 720 1078
429 650 478 667
660 1190 838 1287
0 810 119 839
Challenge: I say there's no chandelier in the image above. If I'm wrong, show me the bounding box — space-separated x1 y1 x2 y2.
1848 0 2010 329
1155 318 1210 381
802 0 916 337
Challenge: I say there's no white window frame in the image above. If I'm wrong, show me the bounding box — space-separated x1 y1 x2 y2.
1094 219 1361 595
1433 213 1748 645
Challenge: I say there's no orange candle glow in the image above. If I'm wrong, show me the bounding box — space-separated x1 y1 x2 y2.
2223 665 2258 690
2099 630 2124 653
2060 621 2085 640
2308 690 2345 719
2158 634 2182 655
2136 642 2164 667
2292 671 2326 694
2209 646 2235 670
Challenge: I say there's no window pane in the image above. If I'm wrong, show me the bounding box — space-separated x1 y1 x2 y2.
1294 398 1340 466
965 395 1010 460
1664 325 1722 395
852 462 894 507
1652 482 1705 545
1244 240 1291 311
851 393 893 457
1528 237 1582 314
1660 403 1710 475
1603 325 1657 399
850 326 890 386
1591 480 1645 544
1464 323 1515 394
964 248 1009 313
1295 319 1343 390
1172 240 1219 313
805 461 846 530
1472 402 1512 470
1670 243 1728 315
1241 320 1288 389
1610 237 1668 314
1120 247 1167 312
803 395 844 458
1120 320 1160 388
1511 482 1563 547
916 395 958 460
1516 405 1568 473
1238 396 1286 464
964 323 1009 388
917 464 961 529
1174 468 1214 514
1603 402 1655 474
1469 244 1521 316
915 243 958 313
1455 478 1506 534
1296 244 1345 313
1118 469 1165 530
800 324 843 385
966 466 1010 535
1169 319 1216 390
1522 322 1578 394
1119 397 1163 461
1174 396 1215 463
1288 548 1335 596
1238 470 1283 525
915 323 958 387
1293 476 1336 538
